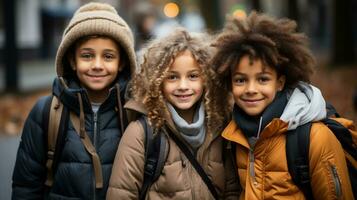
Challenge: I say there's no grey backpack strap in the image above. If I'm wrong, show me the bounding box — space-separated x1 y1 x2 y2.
139 116 167 200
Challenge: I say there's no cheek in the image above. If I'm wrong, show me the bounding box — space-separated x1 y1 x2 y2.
231 86 243 99
264 88 279 102
162 82 172 98
194 80 204 96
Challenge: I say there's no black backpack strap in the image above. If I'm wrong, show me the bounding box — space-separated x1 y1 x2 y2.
286 122 314 200
166 128 219 200
326 102 340 118
139 116 167 200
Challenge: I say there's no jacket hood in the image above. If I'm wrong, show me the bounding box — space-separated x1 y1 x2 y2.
281 82 327 130
123 99 148 122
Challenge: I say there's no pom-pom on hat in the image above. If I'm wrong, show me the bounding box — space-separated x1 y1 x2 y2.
55 2 136 77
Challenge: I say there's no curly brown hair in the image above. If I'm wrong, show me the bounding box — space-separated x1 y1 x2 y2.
130 28 230 133
211 11 316 90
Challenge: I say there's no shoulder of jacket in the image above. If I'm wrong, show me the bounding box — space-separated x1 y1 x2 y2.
123 120 146 140
309 121 343 156
27 95 52 124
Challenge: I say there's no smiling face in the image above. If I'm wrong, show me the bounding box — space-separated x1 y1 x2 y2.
163 50 204 122
73 37 121 103
231 55 285 116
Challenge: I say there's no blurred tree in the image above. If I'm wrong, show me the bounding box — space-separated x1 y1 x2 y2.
288 0 299 26
252 0 261 12
332 0 356 65
3 0 18 92
197 0 222 31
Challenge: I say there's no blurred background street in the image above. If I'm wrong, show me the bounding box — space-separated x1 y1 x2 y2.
0 0 357 199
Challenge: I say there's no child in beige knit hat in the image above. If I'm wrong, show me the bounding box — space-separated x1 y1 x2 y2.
12 2 136 199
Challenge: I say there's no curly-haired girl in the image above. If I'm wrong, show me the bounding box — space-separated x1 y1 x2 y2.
107 28 240 199
211 12 353 200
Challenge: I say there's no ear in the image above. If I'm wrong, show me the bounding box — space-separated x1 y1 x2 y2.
118 55 126 72
277 75 286 91
118 62 124 72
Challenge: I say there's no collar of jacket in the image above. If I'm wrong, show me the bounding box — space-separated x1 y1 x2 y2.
123 99 179 133
124 99 220 151
53 77 124 115
222 119 289 149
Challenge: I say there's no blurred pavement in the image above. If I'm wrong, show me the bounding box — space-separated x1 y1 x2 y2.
0 60 55 199
0 135 20 200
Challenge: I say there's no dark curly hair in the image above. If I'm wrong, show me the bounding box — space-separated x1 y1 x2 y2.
130 28 230 133
211 11 316 90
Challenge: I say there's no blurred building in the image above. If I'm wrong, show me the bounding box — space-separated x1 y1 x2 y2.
0 0 356 63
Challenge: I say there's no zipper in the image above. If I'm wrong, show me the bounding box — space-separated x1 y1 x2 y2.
93 112 98 148
248 116 263 187
249 149 257 186
330 165 342 198
93 112 98 200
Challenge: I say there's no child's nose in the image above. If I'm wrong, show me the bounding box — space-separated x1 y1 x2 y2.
246 81 257 93
178 78 189 89
92 56 103 69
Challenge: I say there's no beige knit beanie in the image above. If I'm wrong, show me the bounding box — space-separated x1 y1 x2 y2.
55 2 136 77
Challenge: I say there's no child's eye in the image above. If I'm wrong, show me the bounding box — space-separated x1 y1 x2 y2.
80 53 93 59
104 54 116 61
188 73 200 80
232 77 245 85
166 74 178 81
258 76 270 83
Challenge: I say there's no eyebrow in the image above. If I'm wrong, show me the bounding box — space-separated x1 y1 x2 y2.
168 69 201 74
233 71 274 76
79 48 118 53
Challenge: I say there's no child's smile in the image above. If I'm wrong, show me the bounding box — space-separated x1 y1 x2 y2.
173 93 194 102
240 97 265 107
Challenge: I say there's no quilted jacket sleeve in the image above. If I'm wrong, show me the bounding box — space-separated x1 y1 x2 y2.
107 120 145 200
12 96 49 199
309 122 354 200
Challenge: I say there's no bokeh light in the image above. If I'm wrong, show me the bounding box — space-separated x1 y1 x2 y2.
233 9 247 20
163 2 179 18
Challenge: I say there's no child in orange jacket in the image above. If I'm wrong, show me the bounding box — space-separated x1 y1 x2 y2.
211 11 353 200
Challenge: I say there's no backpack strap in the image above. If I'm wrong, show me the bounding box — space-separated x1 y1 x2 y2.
223 140 238 178
326 103 340 118
44 95 65 187
138 116 167 200
286 122 314 200
165 128 219 200
70 111 103 188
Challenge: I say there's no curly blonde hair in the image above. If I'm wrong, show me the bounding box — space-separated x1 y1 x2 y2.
130 28 230 133
211 11 316 90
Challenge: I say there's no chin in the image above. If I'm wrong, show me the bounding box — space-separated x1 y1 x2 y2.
173 103 194 111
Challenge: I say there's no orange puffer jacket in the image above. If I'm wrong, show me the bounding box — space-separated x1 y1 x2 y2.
222 118 354 200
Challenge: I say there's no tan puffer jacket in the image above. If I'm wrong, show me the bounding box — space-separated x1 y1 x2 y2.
221 118 354 200
107 101 240 199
